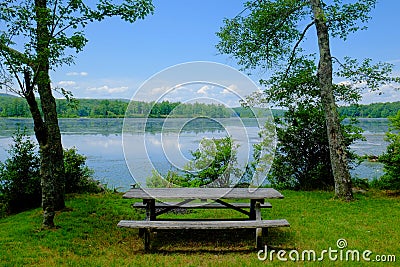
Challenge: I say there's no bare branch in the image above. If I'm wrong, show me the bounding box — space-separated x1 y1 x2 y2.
50 0 59 37
0 49 26 94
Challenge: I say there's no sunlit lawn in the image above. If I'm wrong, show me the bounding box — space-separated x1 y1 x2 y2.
0 190 399 266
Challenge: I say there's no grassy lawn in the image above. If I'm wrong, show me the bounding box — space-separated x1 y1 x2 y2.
0 190 399 266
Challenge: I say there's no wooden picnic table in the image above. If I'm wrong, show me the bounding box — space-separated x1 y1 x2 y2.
118 187 289 250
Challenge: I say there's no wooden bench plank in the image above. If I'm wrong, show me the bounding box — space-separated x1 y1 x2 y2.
131 202 272 209
117 219 290 230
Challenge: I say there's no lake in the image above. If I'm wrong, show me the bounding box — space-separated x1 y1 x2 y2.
0 118 389 191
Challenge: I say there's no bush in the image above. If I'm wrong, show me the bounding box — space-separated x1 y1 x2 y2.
268 105 362 190
146 136 240 188
0 130 101 216
376 111 400 190
64 147 102 194
146 169 188 188
0 129 41 215
185 136 240 187
351 177 370 190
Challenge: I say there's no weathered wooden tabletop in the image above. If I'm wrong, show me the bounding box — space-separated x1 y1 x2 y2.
122 188 284 200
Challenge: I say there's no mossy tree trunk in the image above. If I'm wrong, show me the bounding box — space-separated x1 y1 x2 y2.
311 0 353 201
33 0 65 227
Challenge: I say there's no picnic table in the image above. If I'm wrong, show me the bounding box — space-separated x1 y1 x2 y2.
117 187 290 250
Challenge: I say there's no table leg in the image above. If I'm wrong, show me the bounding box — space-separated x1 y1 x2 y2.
255 201 263 248
144 229 151 251
144 199 156 221
250 199 264 220
143 199 155 251
250 199 256 220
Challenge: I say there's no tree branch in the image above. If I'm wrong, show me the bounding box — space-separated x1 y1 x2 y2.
284 21 315 79
253 2 308 70
0 49 26 95
0 42 35 68
332 56 388 82
23 70 47 146
50 0 83 38
50 0 60 37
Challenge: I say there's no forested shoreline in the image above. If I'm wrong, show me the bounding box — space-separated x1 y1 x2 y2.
338 102 400 118
0 95 233 118
0 94 277 118
0 94 398 118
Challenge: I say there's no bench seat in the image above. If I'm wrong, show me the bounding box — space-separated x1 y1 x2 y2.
118 219 290 250
118 219 289 230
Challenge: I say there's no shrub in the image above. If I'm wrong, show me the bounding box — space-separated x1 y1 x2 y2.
64 147 102 194
0 129 41 214
376 111 400 190
146 169 188 188
146 136 240 188
0 130 101 216
351 177 370 190
185 136 240 187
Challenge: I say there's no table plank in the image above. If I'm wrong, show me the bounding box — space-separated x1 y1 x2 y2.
122 188 284 199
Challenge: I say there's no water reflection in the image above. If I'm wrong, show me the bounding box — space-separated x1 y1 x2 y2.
0 117 391 190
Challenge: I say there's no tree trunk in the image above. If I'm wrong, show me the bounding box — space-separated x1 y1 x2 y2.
310 0 353 201
34 0 65 227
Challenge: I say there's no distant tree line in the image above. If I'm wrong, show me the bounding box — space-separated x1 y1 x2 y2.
232 107 285 118
338 102 400 118
1 95 398 119
0 96 233 118
0 95 284 118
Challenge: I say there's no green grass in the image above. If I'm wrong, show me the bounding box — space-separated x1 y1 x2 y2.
1 190 399 266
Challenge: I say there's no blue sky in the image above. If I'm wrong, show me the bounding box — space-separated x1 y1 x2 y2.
49 0 399 104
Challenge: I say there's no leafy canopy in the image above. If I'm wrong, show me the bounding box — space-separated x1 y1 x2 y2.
0 0 154 94
216 0 399 103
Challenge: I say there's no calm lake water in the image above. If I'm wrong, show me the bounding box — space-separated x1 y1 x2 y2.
0 118 389 191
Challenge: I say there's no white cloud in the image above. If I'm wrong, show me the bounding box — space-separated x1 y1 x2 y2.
66 72 88 76
58 80 76 87
337 80 352 86
227 84 238 91
222 89 230 94
226 83 249 97
150 86 170 96
197 85 210 94
87 85 129 94
335 78 400 104
360 84 400 104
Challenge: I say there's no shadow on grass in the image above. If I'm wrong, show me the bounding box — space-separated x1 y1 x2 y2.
142 228 294 253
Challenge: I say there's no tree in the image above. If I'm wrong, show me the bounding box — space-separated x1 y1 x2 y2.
185 136 240 187
269 104 362 190
146 136 241 188
217 0 398 200
0 0 154 227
